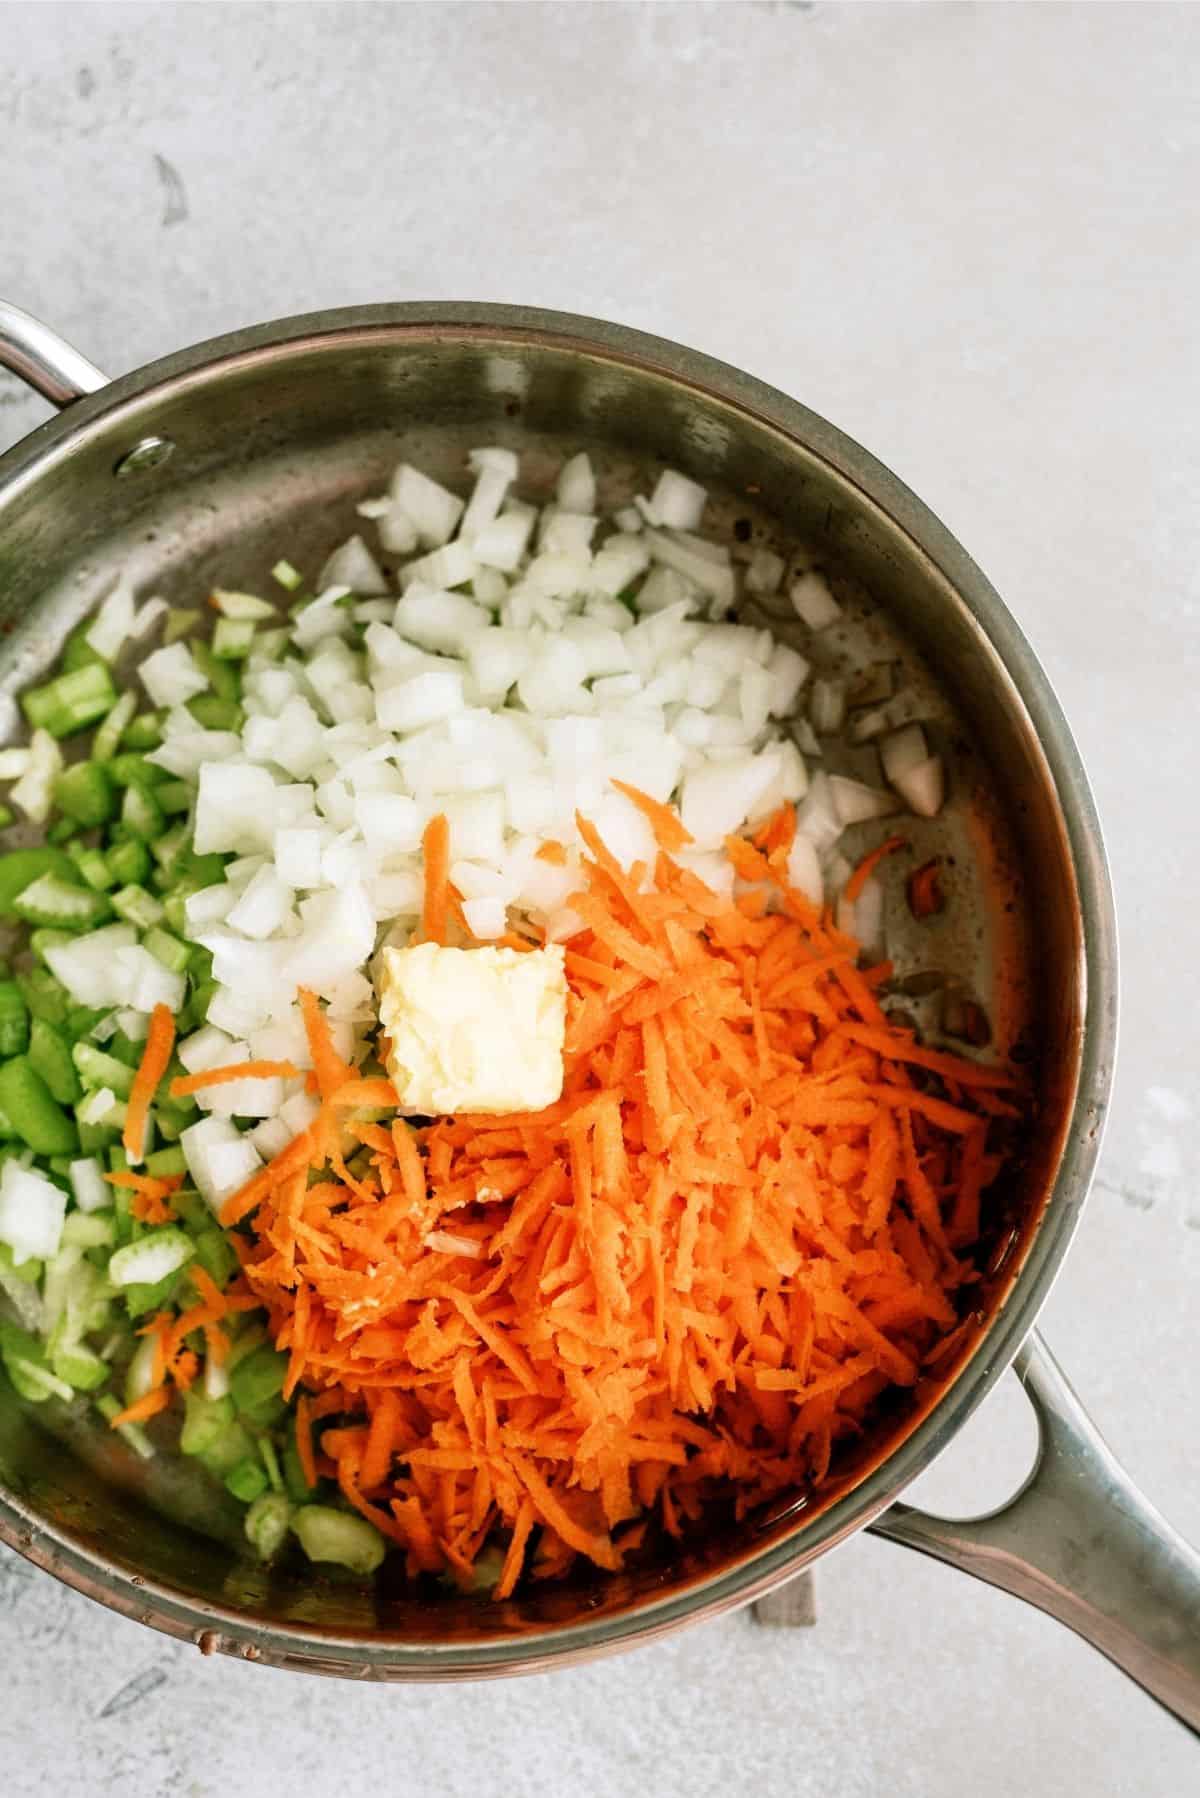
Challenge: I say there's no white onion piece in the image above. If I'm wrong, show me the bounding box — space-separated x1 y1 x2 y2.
10 729 61 823
829 775 897 826
794 771 842 853
140 642 208 708
85 582 137 662
394 586 488 655
649 469 707 532
679 750 782 846
790 571 842 630
390 465 464 548
880 723 929 786
400 542 477 594
556 452 596 514
745 548 785 595
786 832 823 907
473 509 535 572
893 753 945 818
642 529 735 612
318 534 388 596
375 669 466 733
810 678 846 737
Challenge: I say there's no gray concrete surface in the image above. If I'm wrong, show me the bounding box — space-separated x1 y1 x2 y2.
1 3 1197 1793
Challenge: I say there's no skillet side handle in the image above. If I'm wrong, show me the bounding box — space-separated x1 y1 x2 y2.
870 1332 1200 1738
0 300 109 409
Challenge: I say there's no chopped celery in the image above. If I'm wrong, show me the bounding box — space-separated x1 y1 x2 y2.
245 1490 292 1560
29 926 74 964
292 1506 385 1576
0 806 12 829
186 694 242 731
75 847 116 892
19 967 69 1026
61 621 105 673
150 823 189 872
106 838 151 887
180 1388 235 1456
212 617 256 661
28 1018 81 1105
192 639 241 703
61 1209 115 1249
47 817 77 844
95 1391 155 1458
164 608 200 645
52 760 116 825
0 1322 73 1402
110 883 164 929
72 1042 136 1098
108 751 166 789
271 560 302 591
13 872 112 931
0 981 29 1057
192 1225 238 1288
144 1144 187 1179
108 1228 194 1289
51 1341 109 1391
229 1343 288 1415
143 925 190 974
226 1456 269 1502
156 779 192 816
121 781 163 840
0 1058 78 1155
259 1436 284 1493
91 689 139 763
0 1241 41 1284
22 663 117 739
120 712 163 751
0 846 77 916
283 1437 316 1504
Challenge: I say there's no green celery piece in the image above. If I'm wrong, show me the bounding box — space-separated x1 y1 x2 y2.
225 1456 269 1503
0 1241 41 1284
75 847 115 892
192 1226 238 1288
107 751 167 788
156 779 192 816
271 560 303 591
28 1017 81 1105
191 639 241 703
105 837 151 887
0 847 77 916
180 1389 235 1456
0 980 29 1058
292 1506 385 1576
122 1268 182 1320
229 1343 288 1415
120 712 163 752
244 1491 292 1560
150 822 189 872
144 1144 187 1179
91 689 139 763
29 927 74 966
212 618 256 661
17 967 68 1027
52 760 117 826
61 621 104 673
282 1438 316 1505
110 883 164 930
95 1392 155 1458
186 694 242 732
50 1342 109 1392
121 782 163 840
46 818 76 844
22 663 117 738
0 1058 78 1155
72 1041 136 1098
0 806 12 828
143 926 190 974
0 1100 19 1140
13 872 112 931
0 1323 73 1402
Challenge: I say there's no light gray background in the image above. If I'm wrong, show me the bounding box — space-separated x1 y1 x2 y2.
1 3 1197 1793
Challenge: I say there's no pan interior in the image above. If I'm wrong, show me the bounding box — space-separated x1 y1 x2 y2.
0 323 1084 1661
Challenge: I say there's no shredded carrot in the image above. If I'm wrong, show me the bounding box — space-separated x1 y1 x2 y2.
610 780 694 852
844 834 908 904
108 1386 172 1431
421 812 451 945
169 1060 300 1098
122 1003 175 1164
907 858 945 919
204 796 1021 1595
536 841 568 865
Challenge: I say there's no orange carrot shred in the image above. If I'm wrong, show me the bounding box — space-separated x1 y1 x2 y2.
421 813 451 945
169 1060 300 1098
108 1386 171 1431
123 1003 175 1164
610 780 694 852
844 834 908 903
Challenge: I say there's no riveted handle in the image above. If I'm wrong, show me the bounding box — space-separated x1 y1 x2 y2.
0 300 110 410
870 1332 1200 1737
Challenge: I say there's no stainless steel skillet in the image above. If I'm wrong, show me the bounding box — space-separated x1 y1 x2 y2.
0 299 1194 1725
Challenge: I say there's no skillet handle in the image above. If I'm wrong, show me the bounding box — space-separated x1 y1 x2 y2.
0 300 109 409
870 1332 1200 1737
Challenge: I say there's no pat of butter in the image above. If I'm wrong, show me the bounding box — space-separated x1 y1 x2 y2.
376 942 567 1116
